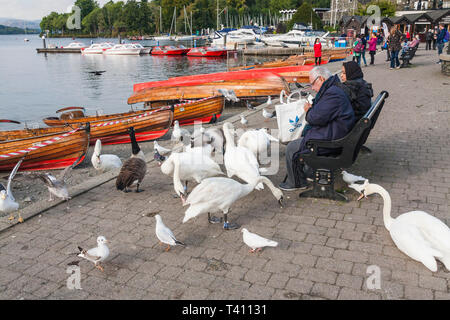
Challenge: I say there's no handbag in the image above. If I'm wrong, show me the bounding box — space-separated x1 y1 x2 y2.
275 90 309 144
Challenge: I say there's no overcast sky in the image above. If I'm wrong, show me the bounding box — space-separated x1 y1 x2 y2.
0 0 115 20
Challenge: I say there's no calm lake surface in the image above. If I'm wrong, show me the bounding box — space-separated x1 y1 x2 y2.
0 35 269 130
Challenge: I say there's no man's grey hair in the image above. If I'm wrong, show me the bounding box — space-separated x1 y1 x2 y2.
310 66 333 81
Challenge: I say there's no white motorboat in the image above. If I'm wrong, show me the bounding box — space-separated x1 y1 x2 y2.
131 43 151 54
103 44 142 55
64 42 87 49
212 28 262 48
263 30 330 48
82 43 113 54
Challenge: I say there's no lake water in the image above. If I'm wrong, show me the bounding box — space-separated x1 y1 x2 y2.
0 35 268 130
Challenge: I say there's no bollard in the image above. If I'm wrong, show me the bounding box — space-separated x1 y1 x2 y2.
194 39 196 48
42 36 46 49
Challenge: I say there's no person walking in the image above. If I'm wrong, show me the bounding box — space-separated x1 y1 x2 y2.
368 32 377 65
432 27 438 50
314 38 322 66
388 26 402 69
436 24 448 64
425 29 433 50
360 34 368 67
352 35 362 65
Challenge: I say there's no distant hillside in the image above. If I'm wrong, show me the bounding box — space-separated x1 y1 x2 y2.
0 24 40 35
0 18 41 30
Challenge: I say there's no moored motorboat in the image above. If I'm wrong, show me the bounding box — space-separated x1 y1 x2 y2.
64 42 88 49
0 123 90 172
186 47 227 57
103 44 142 55
131 43 151 54
82 43 114 54
151 45 190 55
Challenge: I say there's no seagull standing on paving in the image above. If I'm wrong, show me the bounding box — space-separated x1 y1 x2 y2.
266 96 272 105
155 214 185 251
0 159 23 222
341 171 366 185
262 108 276 120
240 114 248 127
242 228 278 253
154 141 171 156
78 236 110 272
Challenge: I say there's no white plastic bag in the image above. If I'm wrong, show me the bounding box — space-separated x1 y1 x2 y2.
275 90 309 144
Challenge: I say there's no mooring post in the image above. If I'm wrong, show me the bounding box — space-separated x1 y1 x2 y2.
42 36 46 49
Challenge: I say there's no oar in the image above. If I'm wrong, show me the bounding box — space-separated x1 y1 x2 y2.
0 119 21 124
56 106 85 114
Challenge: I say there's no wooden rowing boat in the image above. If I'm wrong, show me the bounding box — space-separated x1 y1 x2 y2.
0 124 90 172
43 107 174 145
128 75 290 104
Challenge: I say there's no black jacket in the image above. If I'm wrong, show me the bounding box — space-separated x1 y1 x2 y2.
336 78 373 122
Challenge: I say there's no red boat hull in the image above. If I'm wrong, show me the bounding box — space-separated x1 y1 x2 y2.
178 114 222 126
133 65 314 92
0 155 86 172
151 46 190 55
95 129 170 145
187 47 227 57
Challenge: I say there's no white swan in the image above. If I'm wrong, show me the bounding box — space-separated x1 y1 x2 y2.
160 150 223 202
182 176 283 230
223 122 264 190
0 159 23 222
91 139 122 172
237 128 278 162
357 181 450 272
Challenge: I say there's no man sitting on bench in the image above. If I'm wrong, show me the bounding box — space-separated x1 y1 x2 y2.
279 66 356 191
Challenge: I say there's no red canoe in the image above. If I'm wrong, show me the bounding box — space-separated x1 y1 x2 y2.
187 47 227 57
151 45 190 55
133 65 314 92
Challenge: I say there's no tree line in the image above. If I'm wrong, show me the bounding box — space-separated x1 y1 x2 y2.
40 0 334 37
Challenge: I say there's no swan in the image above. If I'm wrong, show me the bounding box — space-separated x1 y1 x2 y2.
223 122 263 190
91 139 122 172
160 149 223 203
356 181 450 272
116 127 147 193
182 176 284 230
0 159 23 222
237 128 278 162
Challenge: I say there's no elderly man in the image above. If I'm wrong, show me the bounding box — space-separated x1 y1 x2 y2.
279 66 355 191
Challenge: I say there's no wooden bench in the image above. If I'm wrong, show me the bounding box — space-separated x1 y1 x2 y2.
297 91 389 201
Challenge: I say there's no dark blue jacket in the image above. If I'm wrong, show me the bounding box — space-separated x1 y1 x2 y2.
437 28 447 44
300 74 355 154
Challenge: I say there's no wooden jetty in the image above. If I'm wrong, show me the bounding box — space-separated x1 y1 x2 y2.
36 48 81 53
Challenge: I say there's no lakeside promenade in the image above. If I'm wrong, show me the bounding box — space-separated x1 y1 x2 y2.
0 48 449 300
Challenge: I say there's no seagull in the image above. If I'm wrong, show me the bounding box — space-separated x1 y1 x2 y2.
78 236 110 272
342 170 366 185
242 228 278 253
262 108 276 120
154 141 171 156
240 114 248 127
0 159 23 222
266 96 272 105
155 214 185 252
218 89 240 102
171 120 191 143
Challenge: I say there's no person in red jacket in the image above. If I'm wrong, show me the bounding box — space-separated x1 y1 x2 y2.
314 38 322 65
368 32 377 65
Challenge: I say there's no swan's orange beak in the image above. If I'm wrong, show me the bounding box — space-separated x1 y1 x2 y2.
357 192 366 201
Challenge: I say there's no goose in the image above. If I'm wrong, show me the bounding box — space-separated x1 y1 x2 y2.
223 122 264 190
91 139 122 172
237 128 279 162
242 228 278 253
116 127 147 193
0 159 23 222
342 170 366 185
155 214 185 252
171 120 190 143
182 176 284 230
262 108 276 119
153 140 171 156
160 149 223 203
355 181 450 272
78 236 110 272
240 115 248 127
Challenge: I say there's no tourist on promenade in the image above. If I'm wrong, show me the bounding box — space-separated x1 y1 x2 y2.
279 66 355 191
352 35 362 65
368 32 377 65
338 61 373 122
360 34 368 67
436 24 448 64
388 26 402 69
314 38 322 66
426 29 433 50
433 27 438 50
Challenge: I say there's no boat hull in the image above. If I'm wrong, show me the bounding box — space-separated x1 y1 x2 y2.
187 47 227 57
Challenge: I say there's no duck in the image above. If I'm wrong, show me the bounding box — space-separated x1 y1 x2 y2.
237 128 279 162
171 120 190 143
78 236 110 272
223 122 263 190
155 214 185 252
116 127 147 193
0 159 23 222
91 139 122 172
182 176 284 230
355 181 450 272
262 108 276 120
160 149 223 203
242 228 278 253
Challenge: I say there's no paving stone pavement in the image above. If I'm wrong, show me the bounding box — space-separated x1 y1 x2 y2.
0 48 449 300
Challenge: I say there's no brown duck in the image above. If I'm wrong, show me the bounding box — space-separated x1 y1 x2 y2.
116 127 147 193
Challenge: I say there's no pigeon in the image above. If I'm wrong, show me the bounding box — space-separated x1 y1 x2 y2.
262 108 276 119
154 150 166 166
155 214 185 252
0 159 23 222
242 228 278 253
154 141 172 156
218 89 240 102
78 236 110 272
342 170 366 185
246 100 255 110
240 114 248 126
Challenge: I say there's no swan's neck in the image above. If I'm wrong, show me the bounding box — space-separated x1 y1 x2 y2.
371 184 394 230
243 176 279 198
223 125 236 150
